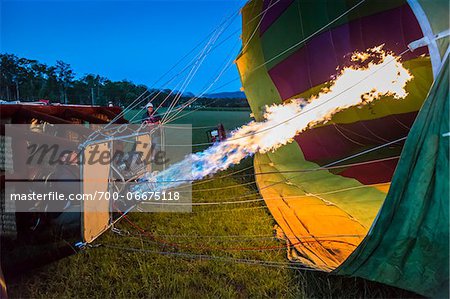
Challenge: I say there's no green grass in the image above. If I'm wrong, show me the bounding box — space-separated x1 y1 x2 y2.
7 163 418 299
125 108 252 147
8 160 302 298
7 110 420 298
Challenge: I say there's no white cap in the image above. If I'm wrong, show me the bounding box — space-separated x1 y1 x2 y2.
145 102 153 108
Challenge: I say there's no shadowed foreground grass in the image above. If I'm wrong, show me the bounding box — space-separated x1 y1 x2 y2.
8 159 419 298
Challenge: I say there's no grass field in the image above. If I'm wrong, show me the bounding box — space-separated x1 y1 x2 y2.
125 108 253 147
7 109 418 298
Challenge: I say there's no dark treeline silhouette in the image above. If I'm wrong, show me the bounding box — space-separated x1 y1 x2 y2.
0 53 248 108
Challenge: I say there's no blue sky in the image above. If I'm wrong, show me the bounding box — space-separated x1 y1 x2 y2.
1 0 244 94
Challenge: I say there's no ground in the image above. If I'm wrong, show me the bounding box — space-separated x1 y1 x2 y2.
7 109 419 298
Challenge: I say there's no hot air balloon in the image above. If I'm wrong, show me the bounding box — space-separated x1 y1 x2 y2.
236 0 449 296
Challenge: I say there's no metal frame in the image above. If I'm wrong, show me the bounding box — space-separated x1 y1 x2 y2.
79 130 153 243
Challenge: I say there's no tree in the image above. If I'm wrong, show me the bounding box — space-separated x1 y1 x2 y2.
0 53 251 109
0 54 19 100
55 60 74 104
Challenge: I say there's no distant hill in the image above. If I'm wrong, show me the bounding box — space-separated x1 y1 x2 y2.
204 91 246 99
183 92 195 98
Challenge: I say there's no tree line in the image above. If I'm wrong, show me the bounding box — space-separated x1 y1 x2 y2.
0 53 248 108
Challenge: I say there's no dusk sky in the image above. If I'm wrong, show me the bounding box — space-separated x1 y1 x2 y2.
1 0 245 94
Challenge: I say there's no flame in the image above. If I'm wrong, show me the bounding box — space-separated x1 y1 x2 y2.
139 46 413 191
